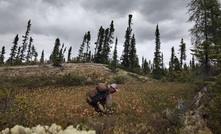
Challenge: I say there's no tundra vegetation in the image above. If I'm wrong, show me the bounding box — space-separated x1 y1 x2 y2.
0 64 197 133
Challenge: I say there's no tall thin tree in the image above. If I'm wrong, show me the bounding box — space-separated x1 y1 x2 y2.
20 19 31 63
152 24 163 79
7 34 19 64
121 14 133 68
0 46 5 64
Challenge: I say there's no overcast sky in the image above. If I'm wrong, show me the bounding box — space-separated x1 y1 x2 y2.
0 0 194 66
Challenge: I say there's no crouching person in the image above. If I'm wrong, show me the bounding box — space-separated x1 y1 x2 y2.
86 83 118 114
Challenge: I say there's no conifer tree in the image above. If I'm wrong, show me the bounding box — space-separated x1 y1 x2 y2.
179 38 186 68
94 26 105 63
129 34 139 69
187 0 221 78
110 37 118 70
102 28 110 64
152 24 163 79
78 34 87 61
121 14 133 68
40 50 44 64
20 19 31 63
15 47 21 64
59 43 66 62
26 37 33 63
109 20 115 44
7 34 19 65
67 46 72 62
143 59 150 76
50 38 61 66
169 46 175 71
174 56 181 71
0 46 5 64
191 55 196 70
85 31 91 62
31 45 38 62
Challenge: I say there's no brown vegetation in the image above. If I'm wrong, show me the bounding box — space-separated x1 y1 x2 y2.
0 63 196 133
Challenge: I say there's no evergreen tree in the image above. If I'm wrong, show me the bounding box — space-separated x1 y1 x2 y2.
152 24 163 79
20 19 31 63
40 50 44 64
67 46 72 62
59 43 66 62
50 38 61 66
121 14 133 68
15 46 21 65
169 46 175 71
31 45 38 62
78 34 87 61
174 56 181 71
102 28 110 64
168 47 176 81
129 34 139 69
187 0 221 79
179 38 186 69
161 53 164 69
143 59 150 76
110 37 118 70
0 46 5 64
85 31 91 62
26 37 33 63
109 20 115 44
94 26 105 63
7 34 19 64
191 55 195 70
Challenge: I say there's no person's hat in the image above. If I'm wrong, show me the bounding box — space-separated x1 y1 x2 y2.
110 83 118 91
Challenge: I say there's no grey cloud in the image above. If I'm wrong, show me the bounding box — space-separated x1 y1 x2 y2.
140 0 190 23
81 0 140 17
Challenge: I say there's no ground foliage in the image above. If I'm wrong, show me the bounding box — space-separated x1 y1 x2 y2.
0 63 197 133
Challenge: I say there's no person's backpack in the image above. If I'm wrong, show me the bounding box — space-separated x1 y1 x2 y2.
86 83 109 105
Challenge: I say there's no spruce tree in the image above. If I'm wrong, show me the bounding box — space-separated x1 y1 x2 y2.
152 24 163 79
110 37 118 70
31 45 38 62
78 34 86 61
102 28 110 64
143 59 150 76
94 26 105 63
0 46 5 64
169 46 175 71
121 14 133 68
109 20 115 44
129 34 139 69
40 50 44 64
50 38 61 66
20 19 31 63
179 38 186 69
86 31 91 62
59 43 66 62
15 47 21 65
67 46 72 62
7 34 19 65
26 37 33 63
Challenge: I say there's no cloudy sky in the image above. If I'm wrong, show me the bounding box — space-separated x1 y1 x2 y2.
0 0 194 66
